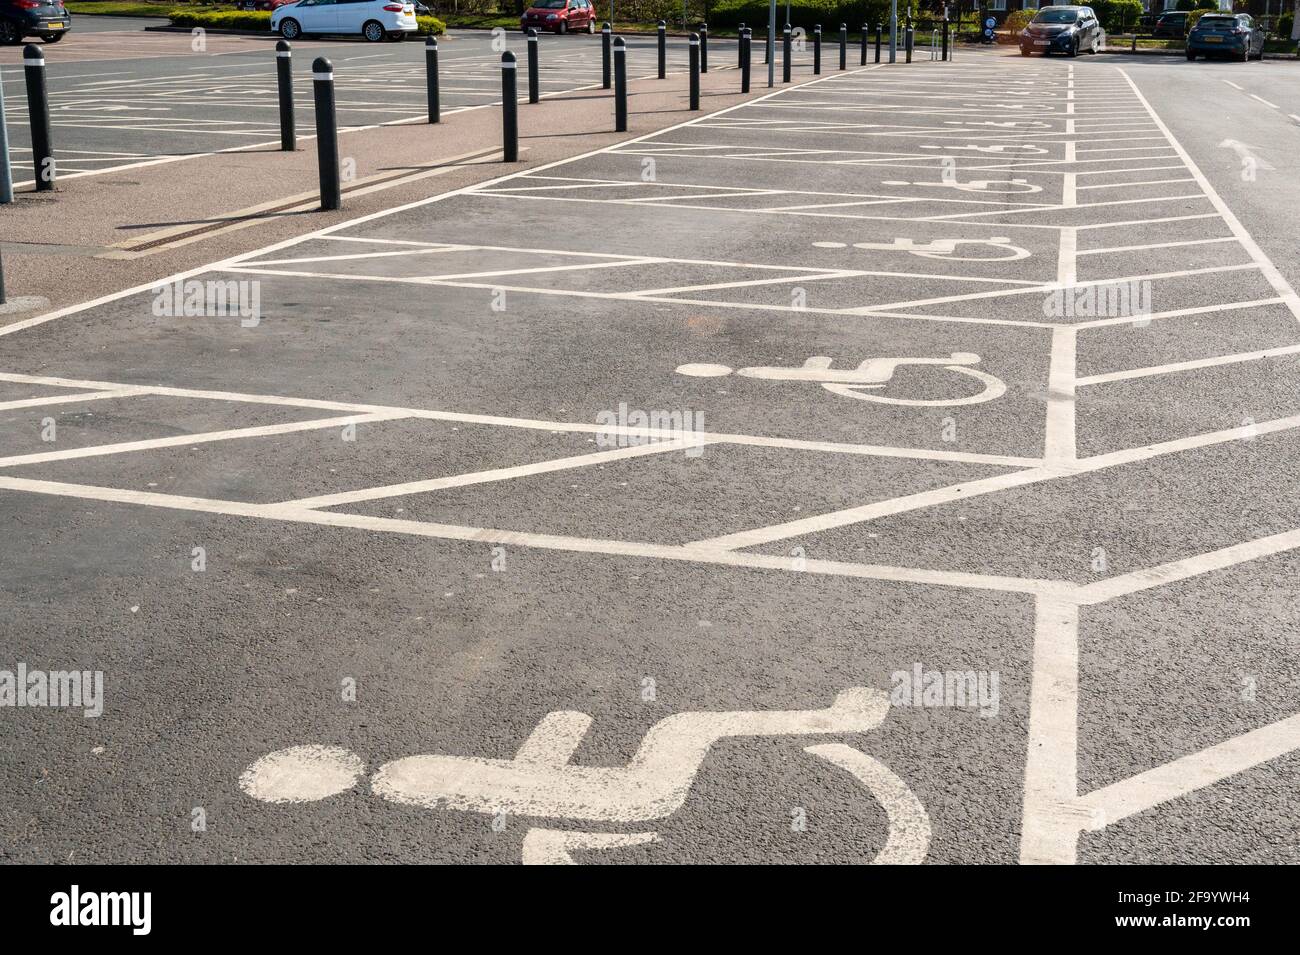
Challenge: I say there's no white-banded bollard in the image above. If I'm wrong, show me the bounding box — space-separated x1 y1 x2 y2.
839 23 847 70
0 70 13 204
782 25 791 84
813 24 821 75
527 28 539 104
276 40 295 151
738 22 745 68
501 51 518 162
657 20 666 78
425 35 440 123
740 28 750 93
601 23 611 89
613 36 627 132
688 33 700 110
23 45 53 192
877 22 885 63
312 57 340 211
700 23 708 73
862 23 870 65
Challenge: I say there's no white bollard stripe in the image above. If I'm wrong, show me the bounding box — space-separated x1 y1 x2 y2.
313 71 333 80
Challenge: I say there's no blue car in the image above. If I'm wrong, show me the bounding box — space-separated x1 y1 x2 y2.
1186 13 1265 61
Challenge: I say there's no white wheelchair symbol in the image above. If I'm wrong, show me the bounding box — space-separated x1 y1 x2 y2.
920 143 1047 155
883 177 1042 194
814 237 1030 262
240 688 930 865
678 354 1007 407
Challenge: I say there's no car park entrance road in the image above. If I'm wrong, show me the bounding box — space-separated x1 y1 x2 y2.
3 47 1300 865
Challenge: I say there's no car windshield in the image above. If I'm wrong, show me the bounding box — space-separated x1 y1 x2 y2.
1195 15 1235 25
532 0 567 7
1033 9 1079 23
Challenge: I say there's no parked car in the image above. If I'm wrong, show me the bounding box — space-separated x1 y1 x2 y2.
0 0 70 45
1186 13 1265 60
1018 5 1103 56
520 0 596 35
273 0 418 42
1152 11 1188 38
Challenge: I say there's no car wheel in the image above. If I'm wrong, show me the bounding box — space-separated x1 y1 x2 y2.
558 20 567 34
1186 50 1196 60
279 18 301 40
1238 45 1248 62
586 19 594 33
1068 38 1078 57
0 20 22 45
1020 46 1032 56
1089 36 1099 53
362 19 386 42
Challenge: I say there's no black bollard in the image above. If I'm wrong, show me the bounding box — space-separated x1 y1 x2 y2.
861 23 868 65
23 45 53 192
601 23 611 89
613 36 627 132
875 22 883 63
839 23 847 70
501 51 518 162
527 28 539 104
942 17 950 61
311 57 340 211
741 28 751 93
905 19 914 63
657 19 666 78
425 35 440 123
688 33 699 110
276 40 295 151
782 25 791 84
813 25 821 75
738 22 745 68
700 23 708 73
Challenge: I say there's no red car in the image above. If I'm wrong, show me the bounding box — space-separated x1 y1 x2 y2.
520 0 595 34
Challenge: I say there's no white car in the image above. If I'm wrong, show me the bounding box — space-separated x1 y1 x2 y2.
273 0 417 42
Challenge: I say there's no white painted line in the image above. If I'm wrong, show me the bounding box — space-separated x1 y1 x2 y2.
0 474 1066 597
1077 342 1300 387
0 387 146 412
287 437 705 510
0 412 406 469
1044 326 1077 467
1019 597 1086 865
1249 94 1279 110
1077 713 1300 827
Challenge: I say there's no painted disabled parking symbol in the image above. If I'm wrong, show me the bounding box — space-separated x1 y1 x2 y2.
677 354 1007 407
882 177 1042 194
241 688 929 864
813 237 1030 262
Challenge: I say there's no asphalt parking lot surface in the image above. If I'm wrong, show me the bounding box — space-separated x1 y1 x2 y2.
3 42 1300 865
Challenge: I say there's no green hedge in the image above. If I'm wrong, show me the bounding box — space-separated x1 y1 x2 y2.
168 9 271 29
167 8 445 33
709 0 893 33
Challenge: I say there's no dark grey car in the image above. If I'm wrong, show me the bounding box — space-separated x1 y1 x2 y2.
1019 5 1104 57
